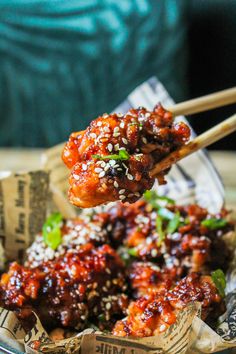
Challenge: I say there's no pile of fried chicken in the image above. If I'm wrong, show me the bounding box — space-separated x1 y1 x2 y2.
0 194 233 338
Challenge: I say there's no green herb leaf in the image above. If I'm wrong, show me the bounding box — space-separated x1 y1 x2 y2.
211 269 226 298
42 212 63 250
98 314 106 322
167 211 180 234
127 248 138 257
156 217 165 246
92 149 130 161
144 190 175 209
201 218 227 230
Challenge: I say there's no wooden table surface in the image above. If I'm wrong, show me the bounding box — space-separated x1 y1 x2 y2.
0 148 235 212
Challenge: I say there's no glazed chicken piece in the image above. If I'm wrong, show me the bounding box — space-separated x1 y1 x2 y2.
25 215 110 267
0 243 128 331
128 261 177 298
112 273 225 337
62 104 190 208
103 199 232 276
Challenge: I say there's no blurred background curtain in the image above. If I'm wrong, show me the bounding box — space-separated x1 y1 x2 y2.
0 0 188 147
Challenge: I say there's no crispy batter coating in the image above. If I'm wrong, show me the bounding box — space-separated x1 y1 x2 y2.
0 244 128 331
62 105 190 208
112 273 225 337
104 201 232 276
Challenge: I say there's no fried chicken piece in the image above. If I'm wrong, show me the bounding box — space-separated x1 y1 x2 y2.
0 243 128 331
62 104 190 208
128 262 177 298
112 273 225 337
25 216 110 267
104 200 233 276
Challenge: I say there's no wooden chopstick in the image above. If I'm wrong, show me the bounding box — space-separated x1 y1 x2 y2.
168 87 236 117
150 113 236 177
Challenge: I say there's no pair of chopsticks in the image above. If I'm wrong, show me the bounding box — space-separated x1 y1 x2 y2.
150 87 236 177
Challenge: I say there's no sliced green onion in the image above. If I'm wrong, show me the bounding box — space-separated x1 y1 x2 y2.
42 212 63 250
201 218 227 230
92 149 130 161
211 269 226 298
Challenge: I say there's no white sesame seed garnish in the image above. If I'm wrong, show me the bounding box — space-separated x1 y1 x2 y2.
104 126 110 133
73 174 80 180
128 193 134 197
119 189 125 194
103 113 109 118
95 168 103 173
127 174 134 180
82 164 87 171
135 192 140 197
114 164 119 168
99 171 105 178
114 181 119 188
122 138 128 145
151 249 158 257
142 137 147 144
120 122 125 128
107 143 113 152
119 195 126 200
100 161 106 167
114 127 120 133
145 112 151 118
106 303 111 310
117 168 122 171
119 147 125 150
113 132 120 137
104 164 110 171
114 144 120 151
90 133 97 139
97 121 102 126
109 160 116 166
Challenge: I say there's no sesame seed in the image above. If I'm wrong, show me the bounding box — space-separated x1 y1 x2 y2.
99 171 105 178
135 192 140 197
90 133 97 139
114 127 120 133
119 195 126 200
113 132 120 137
127 174 134 180
73 174 80 180
114 181 119 188
142 137 147 144
95 168 103 173
100 161 106 167
128 193 134 197
120 122 125 128
117 168 122 171
97 121 102 127
104 126 110 133
82 164 87 171
117 113 123 117
107 143 113 152
119 147 125 150
106 303 111 310
119 189 125 194
145 112 151 118
114 164 119 168
122 138 128 145
103 113 109 118
109 160 116 166
104 164 110 171
151 249 158 257
114 144 120 151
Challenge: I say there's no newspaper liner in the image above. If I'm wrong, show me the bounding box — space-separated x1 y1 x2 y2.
0 77 236 353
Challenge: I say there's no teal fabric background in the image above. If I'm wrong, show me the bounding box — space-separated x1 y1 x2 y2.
0 0 188 147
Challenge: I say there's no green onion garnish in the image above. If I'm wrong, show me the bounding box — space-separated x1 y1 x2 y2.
92 149 130 161
201 218 227 230
42 212 63 250
211 269 226 298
